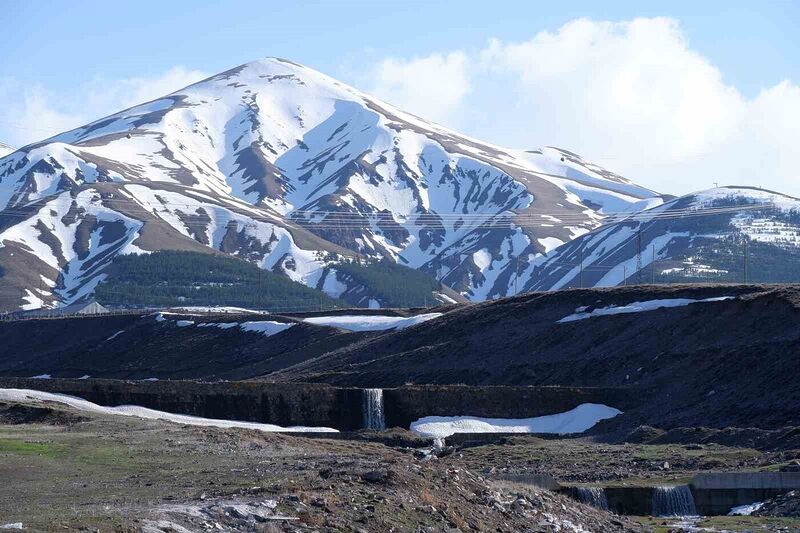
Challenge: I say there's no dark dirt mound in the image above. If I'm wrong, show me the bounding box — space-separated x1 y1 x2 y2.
619 425 800 451
0 312 373 380
0 402 87 425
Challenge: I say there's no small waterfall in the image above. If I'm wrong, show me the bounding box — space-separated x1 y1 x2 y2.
652 486 697 517
571 487 609 511
362 388 385 430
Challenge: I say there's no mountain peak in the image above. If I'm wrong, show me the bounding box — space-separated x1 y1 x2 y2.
0 58 664 311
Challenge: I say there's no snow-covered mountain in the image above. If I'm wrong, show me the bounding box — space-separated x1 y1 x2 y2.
528 186 800 290
0 58 662 311
0 142 14 158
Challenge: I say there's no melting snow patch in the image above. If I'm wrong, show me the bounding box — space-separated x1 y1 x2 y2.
239 321 294 336
557 297 734 323
31 374 51 379
79 375 90 380
303 313 442 332
197 322 240 329
175 320 195 327
409 403 622 438
728 502 764 516
168 306 264 314
0 389 338 433
154 313 167 322
0 524 23 530
106 330 124 341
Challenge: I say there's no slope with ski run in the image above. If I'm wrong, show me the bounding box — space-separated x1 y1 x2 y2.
0 58 661 311
527 186 800 291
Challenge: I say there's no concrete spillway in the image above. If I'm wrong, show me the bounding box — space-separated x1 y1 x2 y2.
652 486 697 517
572 487 609 511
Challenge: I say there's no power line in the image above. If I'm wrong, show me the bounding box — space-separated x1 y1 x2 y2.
0 199 774 230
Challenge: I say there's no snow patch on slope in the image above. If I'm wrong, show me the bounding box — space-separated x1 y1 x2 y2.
239 321 295 336
557 296 734 323
303 313 442 332
410 403 622 438
0 388 337 432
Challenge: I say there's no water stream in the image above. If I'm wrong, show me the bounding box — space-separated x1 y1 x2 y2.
362 388 385 430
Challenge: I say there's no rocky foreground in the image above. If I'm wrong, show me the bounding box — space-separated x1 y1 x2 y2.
4 398 800 531
0 400 645 532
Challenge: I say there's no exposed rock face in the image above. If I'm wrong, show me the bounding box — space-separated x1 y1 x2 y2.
0 58 661 311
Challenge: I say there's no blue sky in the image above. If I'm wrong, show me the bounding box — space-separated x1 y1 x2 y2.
4 1 797 97
1 0 799 194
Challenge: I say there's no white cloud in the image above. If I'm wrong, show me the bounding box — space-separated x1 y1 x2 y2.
371 52 470 122
83 66 209 114
0 67 208 148
365 18 800 197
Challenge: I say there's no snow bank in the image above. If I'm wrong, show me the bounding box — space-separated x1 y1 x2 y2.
169 306 265 314
198 320 294 336
240 321 294 336
106 330 124 341
728 502 764 516
159 317 295 337
197 322 240 329
303 313 442 332
409 403 622 438
557 296 734 323
0 389 338 433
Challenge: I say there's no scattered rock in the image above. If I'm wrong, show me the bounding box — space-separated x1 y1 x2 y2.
754 490 800 517
361 469 391 483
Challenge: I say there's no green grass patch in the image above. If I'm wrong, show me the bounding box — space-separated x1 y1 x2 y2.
0 438 68 457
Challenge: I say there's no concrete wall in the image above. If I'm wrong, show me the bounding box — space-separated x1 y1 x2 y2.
690 472 800 515
692 472 800 489
568 473 800 516
692 488 790 516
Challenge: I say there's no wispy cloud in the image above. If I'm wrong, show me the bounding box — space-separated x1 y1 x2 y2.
0 66 208 147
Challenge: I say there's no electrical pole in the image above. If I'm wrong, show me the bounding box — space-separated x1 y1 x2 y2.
743 238 748 284
579 248 583 289
652 246 656 284
636 231 643 285
515 256 520 295
623 265 627 286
